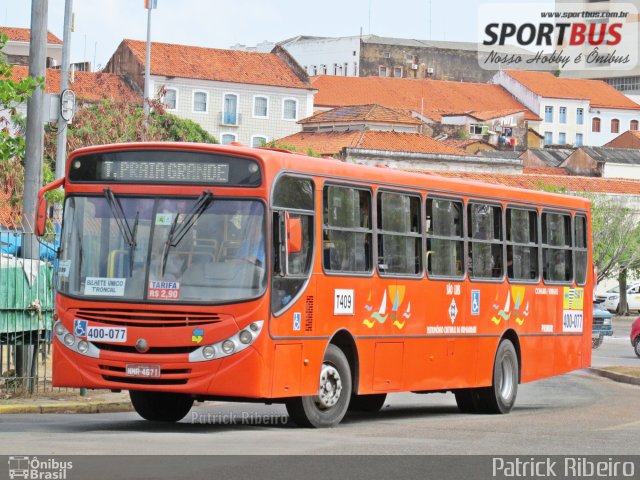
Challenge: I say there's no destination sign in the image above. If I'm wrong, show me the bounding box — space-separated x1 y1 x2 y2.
68 149 261 186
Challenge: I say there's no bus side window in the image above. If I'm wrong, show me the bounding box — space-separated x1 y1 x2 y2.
574 214 588 285
542 211 573 283
271 176 315 314
467 202 503 280
506 208 539 282
426 197 464 278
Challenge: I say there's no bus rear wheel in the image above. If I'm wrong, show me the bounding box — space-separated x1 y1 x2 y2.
349 393 387 413
478 339 519 414
286 344 352 428
129 391 194 422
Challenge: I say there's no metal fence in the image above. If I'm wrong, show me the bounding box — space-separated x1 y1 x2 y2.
1 226 58 396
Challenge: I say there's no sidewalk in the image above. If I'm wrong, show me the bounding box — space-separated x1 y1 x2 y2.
0 389 132 414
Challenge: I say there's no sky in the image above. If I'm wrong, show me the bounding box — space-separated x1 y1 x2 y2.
3 0 553 71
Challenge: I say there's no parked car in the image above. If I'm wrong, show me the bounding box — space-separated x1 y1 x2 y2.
592 301 613 349
631 316 640 358
600 283 640 313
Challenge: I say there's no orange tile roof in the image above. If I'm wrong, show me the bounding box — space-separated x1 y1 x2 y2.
311 75 541 121
299 104 421 125
505 70 640 110
523 167 569 175
277 130 468 156
122 39 311 90
11 66 140 103
0 26 62 45
425 171 640 194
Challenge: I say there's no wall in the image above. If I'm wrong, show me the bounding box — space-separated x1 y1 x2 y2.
3 40 62 67
586 107 640 146
282 37 361 77
603 163 640 180
150 76 313 146
360 43 496 82
560 149 600 175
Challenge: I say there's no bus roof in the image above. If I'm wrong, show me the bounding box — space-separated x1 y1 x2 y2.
67 142 590 211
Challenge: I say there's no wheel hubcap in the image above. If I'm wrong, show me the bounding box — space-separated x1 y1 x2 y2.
499 355 515 400
316 364 342 409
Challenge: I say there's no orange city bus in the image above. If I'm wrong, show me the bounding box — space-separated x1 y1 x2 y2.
36 142 593 427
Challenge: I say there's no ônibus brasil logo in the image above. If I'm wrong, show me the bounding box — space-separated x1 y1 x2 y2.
477 2 638 71
8 456 73 480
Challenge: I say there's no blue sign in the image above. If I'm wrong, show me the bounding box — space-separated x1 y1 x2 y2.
293 312 301 331
74 319 87 337
471 290 480 315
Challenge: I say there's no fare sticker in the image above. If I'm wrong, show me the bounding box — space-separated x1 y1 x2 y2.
148 281 180 300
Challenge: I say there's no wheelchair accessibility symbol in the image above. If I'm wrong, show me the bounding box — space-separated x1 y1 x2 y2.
471 290 480 315
74 319 88 337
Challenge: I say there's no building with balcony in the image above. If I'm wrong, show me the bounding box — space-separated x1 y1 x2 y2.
0 26 62 67
104 40 315 145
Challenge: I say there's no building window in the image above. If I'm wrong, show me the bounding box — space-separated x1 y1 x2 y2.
559 107 567 124
544 106 553 123
575 133 583 147
393 66 403 77
162 88 177 110
334 63 339 75
383 51 391 58
544 131 553 145
251 135 267 147
559 132 566 145
322 65 327 75
253 96 268 118
283 98 298 120
611 118 620 133
353 62 358 76
192 91 207 113
313 65 317 75
344 63 348 76
576 108 584 125
223 93 238 125
592 117 601 132
379 66 388 77
631 120 639 131
221 133 236 145
469 124 487 135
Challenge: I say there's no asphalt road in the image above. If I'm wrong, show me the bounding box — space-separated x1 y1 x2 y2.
1 371 638 456
592 316 639 367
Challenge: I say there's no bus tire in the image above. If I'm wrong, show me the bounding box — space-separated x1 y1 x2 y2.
348 393 387 413
285 344 352 428
592 335 604 349
478 339 519 414
129 390 194 422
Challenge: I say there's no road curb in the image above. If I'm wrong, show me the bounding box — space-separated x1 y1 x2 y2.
0 401 133 415
588 367 640 386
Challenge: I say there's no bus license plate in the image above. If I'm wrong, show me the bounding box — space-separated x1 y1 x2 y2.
126 364 161 378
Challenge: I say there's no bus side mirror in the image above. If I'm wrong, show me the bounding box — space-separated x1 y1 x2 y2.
35 196 48 237
286 214 302 254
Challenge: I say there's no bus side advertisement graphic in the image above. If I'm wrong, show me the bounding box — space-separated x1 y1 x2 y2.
562 287 584 332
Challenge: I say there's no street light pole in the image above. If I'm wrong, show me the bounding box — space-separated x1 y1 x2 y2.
23 0 48 257
55 0 73 181
143 4 152 129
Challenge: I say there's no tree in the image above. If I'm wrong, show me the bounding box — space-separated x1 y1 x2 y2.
0 34 42 222
263 139 322 158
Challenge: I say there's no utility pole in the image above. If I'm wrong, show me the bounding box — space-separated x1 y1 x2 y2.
143 3 153 128
23 0 48 258
55 0 73 181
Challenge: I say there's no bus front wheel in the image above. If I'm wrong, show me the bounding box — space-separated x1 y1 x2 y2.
286 344 352 428
129 390 194 422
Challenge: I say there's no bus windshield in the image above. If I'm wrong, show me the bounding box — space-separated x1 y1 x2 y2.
58 195 267 303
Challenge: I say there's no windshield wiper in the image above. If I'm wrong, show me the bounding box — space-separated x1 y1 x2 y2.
160 191 213 276
104 189 138 277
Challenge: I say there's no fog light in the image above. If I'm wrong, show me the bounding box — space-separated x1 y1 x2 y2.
63 333 75 346
221 340 235 355
77 340 89 354
203 345 215 359
249 322 259 332
239 330 252 345
54 322 65 336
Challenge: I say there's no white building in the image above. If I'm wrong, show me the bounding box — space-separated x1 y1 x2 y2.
0 26 62 67
105 40 315 146
492 70 640 147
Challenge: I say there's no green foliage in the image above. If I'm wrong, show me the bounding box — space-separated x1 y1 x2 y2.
536 181 568 194
454 128 469 140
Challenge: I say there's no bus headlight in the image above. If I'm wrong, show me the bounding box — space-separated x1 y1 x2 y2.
189 320 264 363
53 320 99 358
